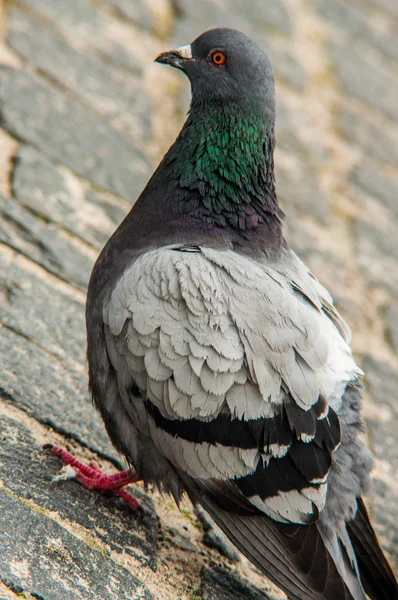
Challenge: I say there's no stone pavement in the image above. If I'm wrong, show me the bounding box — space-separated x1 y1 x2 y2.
0 0 397 598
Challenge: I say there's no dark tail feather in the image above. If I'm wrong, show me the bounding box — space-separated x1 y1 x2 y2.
347 498 398 600
195 491 355 600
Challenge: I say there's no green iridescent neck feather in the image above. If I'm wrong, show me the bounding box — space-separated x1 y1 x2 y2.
166 102 282 229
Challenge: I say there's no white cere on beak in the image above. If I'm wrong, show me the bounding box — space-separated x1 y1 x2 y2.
176 44 193 59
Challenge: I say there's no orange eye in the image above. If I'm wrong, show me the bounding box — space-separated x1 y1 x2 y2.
210 50 226 66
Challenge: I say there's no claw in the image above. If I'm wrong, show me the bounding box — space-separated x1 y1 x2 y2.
45 444 142 511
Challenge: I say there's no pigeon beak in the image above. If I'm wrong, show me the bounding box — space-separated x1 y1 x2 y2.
155 44 193 71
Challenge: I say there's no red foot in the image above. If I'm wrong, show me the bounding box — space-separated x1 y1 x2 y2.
46 444 142 511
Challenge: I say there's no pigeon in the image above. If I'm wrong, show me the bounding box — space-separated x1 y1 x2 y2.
51 28 398 600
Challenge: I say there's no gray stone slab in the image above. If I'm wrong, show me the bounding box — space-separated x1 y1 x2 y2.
350 163 398 220
12 145 125 249
354 219 398 295
200 566 278 600
85 189 128 227
359 0 398 19
0 68 150 200
8 7 152 140
103 0 155 31
17 0 144 74
0 488 154 600
316 0 398 62
276 100 325 161
0 193 94 289
330 41 398 122
275 159 329 225
316 0 370 37
363 355 398 422
0 414 158 569
0 326 116 461
385 304 398 355
269 47 307 90
0 251 85 365
338 109 398 167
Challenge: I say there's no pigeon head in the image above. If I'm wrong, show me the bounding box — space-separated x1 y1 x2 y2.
149 29 283 236
155 28 275 124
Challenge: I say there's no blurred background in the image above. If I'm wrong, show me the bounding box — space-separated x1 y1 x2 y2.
0 0 397 598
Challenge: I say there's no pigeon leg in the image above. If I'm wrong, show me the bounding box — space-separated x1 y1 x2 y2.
46 444 142 511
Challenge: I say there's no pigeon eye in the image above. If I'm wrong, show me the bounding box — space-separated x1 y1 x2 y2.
210 50 226 66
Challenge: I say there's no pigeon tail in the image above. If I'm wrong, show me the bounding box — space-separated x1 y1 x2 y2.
319 526 367 600
347 498 398 600
188 484 355 600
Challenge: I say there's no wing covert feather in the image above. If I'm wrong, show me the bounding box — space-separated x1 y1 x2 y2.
103 245 361 523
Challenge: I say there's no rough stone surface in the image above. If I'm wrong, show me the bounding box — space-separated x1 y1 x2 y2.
0 193 94 289
8 7 152 139
350 163 398 219
0 326 116 459
0 249 85 364
0 415 158 568
275 159 329 225
16 0 145 74
103 0 156 31
0 489 154 600
362 356 398 562
0 68 150 200
339 109 398 167
12 145 127 249
329 41 398 122
315 0 398 62
360 0 398 19
0 0 397 597
386 304 398 355
354 219 398 296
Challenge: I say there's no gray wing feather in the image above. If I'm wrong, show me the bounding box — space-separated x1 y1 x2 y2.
103 246 360 488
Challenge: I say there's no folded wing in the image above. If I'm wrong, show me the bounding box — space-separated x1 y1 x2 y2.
101 244 373 599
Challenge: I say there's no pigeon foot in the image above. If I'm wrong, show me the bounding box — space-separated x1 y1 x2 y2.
46 444 142 511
